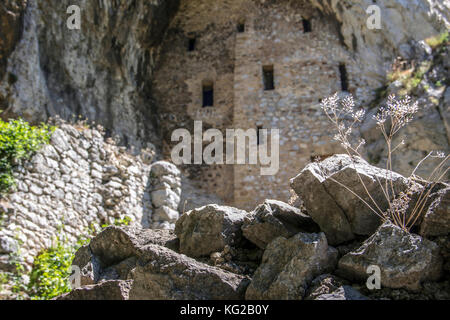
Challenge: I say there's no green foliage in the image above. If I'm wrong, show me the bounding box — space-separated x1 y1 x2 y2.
101 215 133 229
0 117 55 194
2 216 134 300
27 238 73 300
425 31 449 49
24 217 132 300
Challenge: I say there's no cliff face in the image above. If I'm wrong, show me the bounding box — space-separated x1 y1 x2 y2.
0 0 27 110
0 0 179 149
310 0 450 81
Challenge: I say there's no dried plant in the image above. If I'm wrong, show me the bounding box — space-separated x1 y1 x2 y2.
320 93 449 232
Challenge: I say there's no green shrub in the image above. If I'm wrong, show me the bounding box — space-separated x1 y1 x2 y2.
0 117 54 194
425 31 449 49
27 238 73 300
25 217 133 300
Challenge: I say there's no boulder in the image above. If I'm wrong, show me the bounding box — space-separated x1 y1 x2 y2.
419 185 450 237
127 244 249 300
245 232 338 300
337 222 443 291
56 280 133 300
290 154 412 245
150 161 180 178
175 204 248 257
65 226 250 300
242 199 319 249
88 226 179 267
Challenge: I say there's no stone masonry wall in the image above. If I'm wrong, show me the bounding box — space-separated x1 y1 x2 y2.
0 122 178 270
152 0 374 210
152 0 449 210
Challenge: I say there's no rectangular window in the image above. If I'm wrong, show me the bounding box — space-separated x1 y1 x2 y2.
202 82 214 107
188 38 196 51
257 126 263 145
263 65 274 91
339 63 349 91
302 19 312 33
237 23 245 33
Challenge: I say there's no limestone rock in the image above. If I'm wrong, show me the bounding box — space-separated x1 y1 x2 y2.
337 222 443 291
88 226 179 267
65 226 249 300
149 161 182 229
127 244 249 300
154 206 179 223
150 161 181 179
151 189 180 210
175 204 248 257
242 199 319 249
56 280 133 300
420 185 450 237
245 232 338 300
291 154 412 245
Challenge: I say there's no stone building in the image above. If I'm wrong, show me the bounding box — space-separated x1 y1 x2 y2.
152 0 377 210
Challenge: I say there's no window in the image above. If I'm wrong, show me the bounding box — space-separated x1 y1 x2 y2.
263 65 274 91
302 19 312 33
339 63 349 91
237 22 245 33
257 126 263 145
202 81 214 107
188 37 196 51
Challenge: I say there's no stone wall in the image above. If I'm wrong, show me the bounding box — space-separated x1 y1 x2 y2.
232 1 363 209
152 0 450 210
0 122 160 270
151 0 373 209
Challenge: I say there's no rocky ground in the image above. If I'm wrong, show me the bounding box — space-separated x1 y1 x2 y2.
58 155 450 300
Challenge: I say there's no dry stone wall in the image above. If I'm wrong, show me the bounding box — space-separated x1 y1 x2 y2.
0 123 181 270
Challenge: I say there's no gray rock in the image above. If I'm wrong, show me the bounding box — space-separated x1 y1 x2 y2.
242 199 319 249
420 185 450 237
50 129 70 152
150 161 180 178
88 226 179 267
151 188 180 210
305 274 345 300
153 206 179 223
337 222 443 291
56 280 133 300
127 244 249 300
175 204 248 257
305 273 369 300
245 232 338 300
64 226 249 300
314 285 369 300
291 154 412 245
